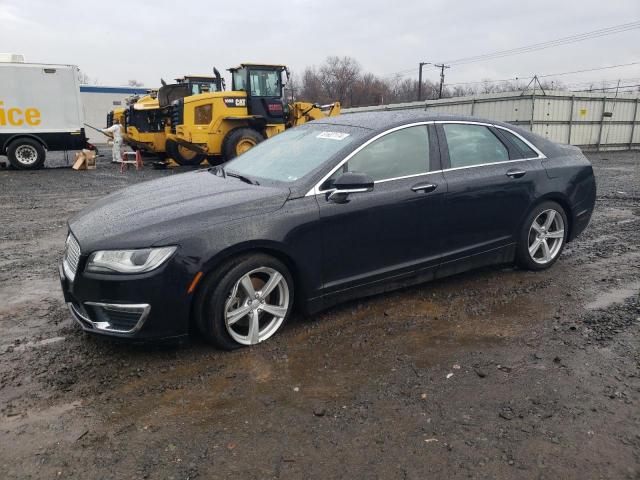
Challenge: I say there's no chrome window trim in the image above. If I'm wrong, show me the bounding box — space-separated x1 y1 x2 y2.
305 120 547 197
374 171 439 184
492 124 546 159
444 157 532 172
306 121 434 196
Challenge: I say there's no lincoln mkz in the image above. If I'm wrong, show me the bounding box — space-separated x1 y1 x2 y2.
59 112 596 349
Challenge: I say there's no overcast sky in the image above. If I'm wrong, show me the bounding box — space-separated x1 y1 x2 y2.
1 0 639 90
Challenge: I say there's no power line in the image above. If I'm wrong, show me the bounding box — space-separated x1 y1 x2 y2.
443 21 640 66
439 61 640 87
383 21 640 79
578 84 640 91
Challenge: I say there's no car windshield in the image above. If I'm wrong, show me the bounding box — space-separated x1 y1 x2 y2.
224 126 362 183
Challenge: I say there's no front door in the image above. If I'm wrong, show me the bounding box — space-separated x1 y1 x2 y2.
317 124 446 294
247 68 285 124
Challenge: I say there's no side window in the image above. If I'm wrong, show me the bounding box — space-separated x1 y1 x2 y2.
443 124 509 168
499 129 539 158
232 68 247 91
335 126 430 183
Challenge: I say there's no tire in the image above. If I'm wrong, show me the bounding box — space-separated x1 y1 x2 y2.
516 201 568 271
165 139 206 166
222 128 264 160
7 138 46 170
194 254 294 350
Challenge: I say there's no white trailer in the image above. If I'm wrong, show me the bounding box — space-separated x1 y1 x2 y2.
0 62 88 169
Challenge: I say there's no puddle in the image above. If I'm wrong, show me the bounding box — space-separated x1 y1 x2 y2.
585 282 640 310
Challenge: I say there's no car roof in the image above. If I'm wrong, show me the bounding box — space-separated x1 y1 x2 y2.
308 110 561 157
310 110 504 131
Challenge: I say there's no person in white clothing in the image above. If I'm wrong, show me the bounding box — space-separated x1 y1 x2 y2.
102 119 123 163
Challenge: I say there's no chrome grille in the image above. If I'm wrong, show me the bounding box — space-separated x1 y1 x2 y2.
63 234 81 280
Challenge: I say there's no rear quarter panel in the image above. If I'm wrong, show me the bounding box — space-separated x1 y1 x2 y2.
540 149 596 240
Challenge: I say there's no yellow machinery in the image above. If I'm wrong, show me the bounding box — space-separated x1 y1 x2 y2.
121 92 166 154
167 63 340 164
106 107 126 127
106 72 225 160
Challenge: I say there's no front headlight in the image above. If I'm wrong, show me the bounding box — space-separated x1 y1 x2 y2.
86 246 177 274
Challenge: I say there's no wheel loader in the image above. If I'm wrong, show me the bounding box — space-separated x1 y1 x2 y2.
106 106 126 128
166 63 340 164
105 71 225 160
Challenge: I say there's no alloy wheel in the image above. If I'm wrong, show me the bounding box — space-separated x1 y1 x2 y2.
224 267 290 345
528 208 565 265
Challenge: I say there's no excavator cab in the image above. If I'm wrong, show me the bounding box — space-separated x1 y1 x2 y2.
158 71 225 108
228 64 288 125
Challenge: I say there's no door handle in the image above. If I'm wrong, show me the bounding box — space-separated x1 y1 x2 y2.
411 182 437 193
506 169 526 178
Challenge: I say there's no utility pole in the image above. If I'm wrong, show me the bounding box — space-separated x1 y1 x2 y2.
434 63 450 99
417 62 431 101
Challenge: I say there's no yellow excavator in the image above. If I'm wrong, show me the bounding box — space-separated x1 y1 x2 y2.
165 63 341 165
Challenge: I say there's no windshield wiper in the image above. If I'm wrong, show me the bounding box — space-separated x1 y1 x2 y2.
209 165 226 178
225 170 259 185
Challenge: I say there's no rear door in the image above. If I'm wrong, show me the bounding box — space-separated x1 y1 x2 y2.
436 122 544 263
316 124 446 293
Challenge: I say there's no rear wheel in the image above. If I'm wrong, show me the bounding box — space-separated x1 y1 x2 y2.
516 201 568 270
222 128 264 160
194 254 294 350
7 138 46 170
165 139 206 166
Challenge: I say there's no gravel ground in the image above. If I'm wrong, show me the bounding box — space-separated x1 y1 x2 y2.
0 150 639 479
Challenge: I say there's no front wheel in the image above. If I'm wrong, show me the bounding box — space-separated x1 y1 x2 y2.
516 201 568 271
222 128 264 161
7 138 46 170
165 139 206 166
194 254 294 350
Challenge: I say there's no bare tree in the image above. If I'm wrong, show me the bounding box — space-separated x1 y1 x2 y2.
78 69 91 85
283 72 301 103
295 56 572 108
128 79 144 87
299 66 324 103
318 56 361 106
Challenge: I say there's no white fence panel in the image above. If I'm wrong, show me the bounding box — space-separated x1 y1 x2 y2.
343 91 640 151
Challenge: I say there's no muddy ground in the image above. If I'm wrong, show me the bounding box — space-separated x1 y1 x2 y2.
0 150 639 479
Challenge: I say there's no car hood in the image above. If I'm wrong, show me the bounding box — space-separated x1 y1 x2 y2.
69 170 290 251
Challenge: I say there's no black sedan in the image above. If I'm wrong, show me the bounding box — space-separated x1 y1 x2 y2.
60 112 596 349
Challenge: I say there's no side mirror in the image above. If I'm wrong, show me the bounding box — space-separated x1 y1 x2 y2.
328 171 374 203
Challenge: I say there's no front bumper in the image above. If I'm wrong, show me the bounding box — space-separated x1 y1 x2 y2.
59 260 192 340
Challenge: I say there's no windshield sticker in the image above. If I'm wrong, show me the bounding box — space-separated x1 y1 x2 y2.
316 131 350 140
